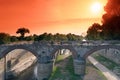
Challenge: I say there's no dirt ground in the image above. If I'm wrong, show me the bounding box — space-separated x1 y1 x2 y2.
8 55 107 80
84 60 107 80
52 56 106 80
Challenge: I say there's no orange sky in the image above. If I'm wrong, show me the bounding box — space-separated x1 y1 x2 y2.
0 0 107 35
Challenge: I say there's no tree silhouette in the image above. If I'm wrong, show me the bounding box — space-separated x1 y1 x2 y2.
86 23 102 40
0 33 10 44
16 27 30 39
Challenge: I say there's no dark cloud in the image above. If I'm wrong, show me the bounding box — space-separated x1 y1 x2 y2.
104 0 120 16
102 0 120 23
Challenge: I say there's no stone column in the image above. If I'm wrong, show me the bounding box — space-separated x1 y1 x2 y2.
35 56 54 80
73 58 86 76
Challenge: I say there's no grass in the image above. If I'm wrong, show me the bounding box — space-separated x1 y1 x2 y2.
86 60 107 80
49 66 62 80
65 56 81 80
49 54 82 80
49 54 66 80
92 54 120 70
96 68 107 80
65 56 74 75
55 54 66 63
49 54 107 80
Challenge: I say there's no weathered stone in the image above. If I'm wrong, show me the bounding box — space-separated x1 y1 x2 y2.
36 62 53 80
0 41 119 79
73 59 86 76
98 49 120 64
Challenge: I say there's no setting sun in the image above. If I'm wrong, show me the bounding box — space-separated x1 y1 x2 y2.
0 0 107 35
91 2 103 14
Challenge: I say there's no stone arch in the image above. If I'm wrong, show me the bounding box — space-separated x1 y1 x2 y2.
50 45 78 59
0 45 38 59
83 45 120 58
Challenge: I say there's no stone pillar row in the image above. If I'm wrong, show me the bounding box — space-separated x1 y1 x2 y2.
35 56 86 80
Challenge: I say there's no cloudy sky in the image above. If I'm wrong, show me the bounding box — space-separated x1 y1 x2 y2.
0 0 107 35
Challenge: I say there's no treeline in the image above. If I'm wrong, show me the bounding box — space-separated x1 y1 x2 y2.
86 0 120 40
86 16 120 40
0 32 83 45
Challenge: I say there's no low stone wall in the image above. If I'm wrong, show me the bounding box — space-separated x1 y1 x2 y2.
97 49 120 64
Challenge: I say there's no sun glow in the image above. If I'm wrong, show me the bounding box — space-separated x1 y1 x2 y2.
91 2 103 14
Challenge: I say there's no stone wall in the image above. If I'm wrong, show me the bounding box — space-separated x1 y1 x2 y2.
36 62 53 80
0 58 5 80
73 59 86 76
97 49 120 64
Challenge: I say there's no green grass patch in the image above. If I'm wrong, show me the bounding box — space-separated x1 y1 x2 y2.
49 55 82 80
56 54 65 63
92 54 120 70
65 56 82 80
65 56 75 75
49 66 62 80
